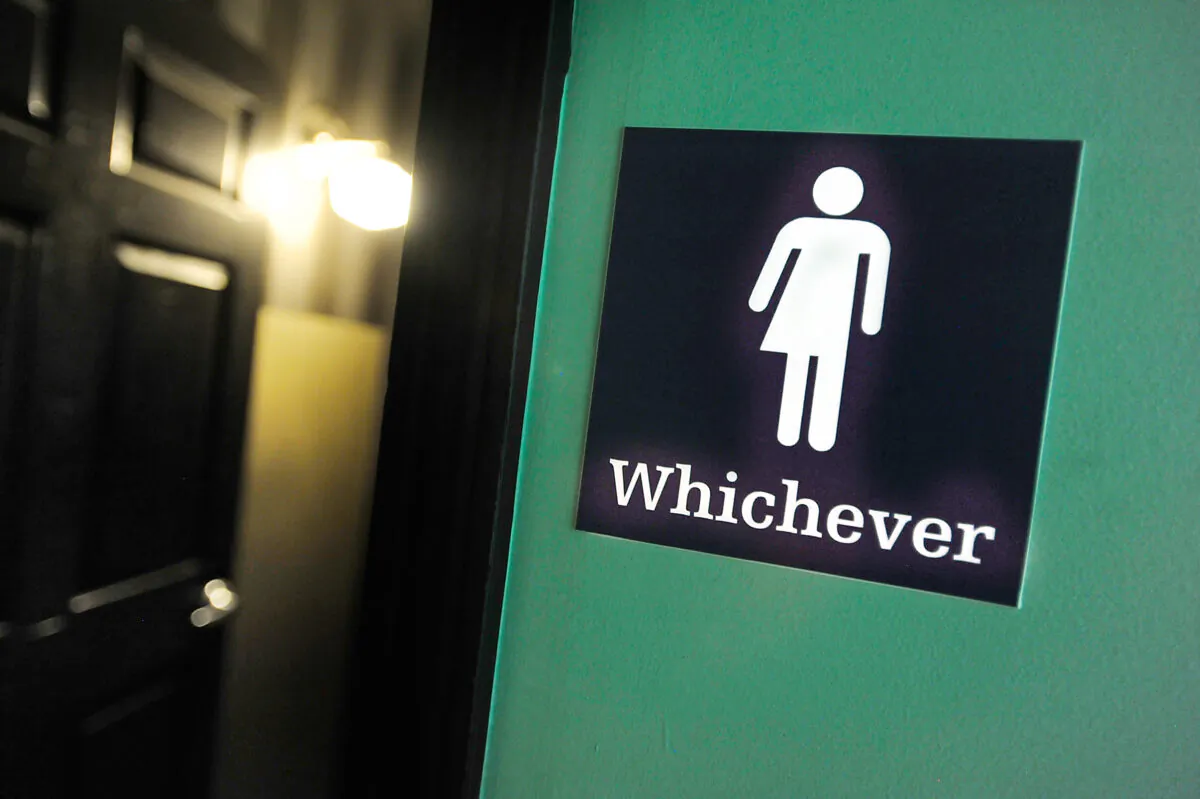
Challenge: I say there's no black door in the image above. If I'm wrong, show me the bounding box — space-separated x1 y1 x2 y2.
0 1 276 795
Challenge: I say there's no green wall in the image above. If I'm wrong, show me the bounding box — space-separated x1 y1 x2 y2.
483 1 1199 796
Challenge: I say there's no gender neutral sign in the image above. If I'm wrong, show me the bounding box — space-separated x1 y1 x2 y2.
576 127 1081 606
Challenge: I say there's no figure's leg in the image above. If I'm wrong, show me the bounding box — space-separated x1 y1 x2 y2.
777 355 810 447
808 347 848 452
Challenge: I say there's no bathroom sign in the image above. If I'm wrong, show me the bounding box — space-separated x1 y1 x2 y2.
576 127 1081 606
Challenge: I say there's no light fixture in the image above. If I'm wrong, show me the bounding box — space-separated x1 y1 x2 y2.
243 132 412 235
329 155 412 232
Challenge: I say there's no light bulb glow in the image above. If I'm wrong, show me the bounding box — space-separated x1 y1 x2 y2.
328 157 412 231
242 149 325 243
294 139 380 182
243 137 408 234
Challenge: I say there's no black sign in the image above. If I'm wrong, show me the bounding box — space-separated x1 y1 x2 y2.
576 127 1081 606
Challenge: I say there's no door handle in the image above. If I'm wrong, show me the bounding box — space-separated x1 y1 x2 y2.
190 578 239 628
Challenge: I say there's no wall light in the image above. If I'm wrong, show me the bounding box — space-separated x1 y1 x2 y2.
329 156 412 232
244 133 412 236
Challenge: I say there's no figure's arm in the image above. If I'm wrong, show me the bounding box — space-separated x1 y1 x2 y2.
861 224 891 335
749 221 801 312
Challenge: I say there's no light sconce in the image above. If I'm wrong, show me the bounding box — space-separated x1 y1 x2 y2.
243 132 412 236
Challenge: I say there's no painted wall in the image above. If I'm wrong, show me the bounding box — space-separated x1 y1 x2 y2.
209 1 430 796
213 307 387 799
484 1 1199 796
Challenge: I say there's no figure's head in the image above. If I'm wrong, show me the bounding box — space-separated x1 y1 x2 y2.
812 166 864 216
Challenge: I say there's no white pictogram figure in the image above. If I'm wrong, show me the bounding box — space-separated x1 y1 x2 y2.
749 166 891 451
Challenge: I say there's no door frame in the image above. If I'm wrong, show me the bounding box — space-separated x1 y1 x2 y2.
341 0 574 796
